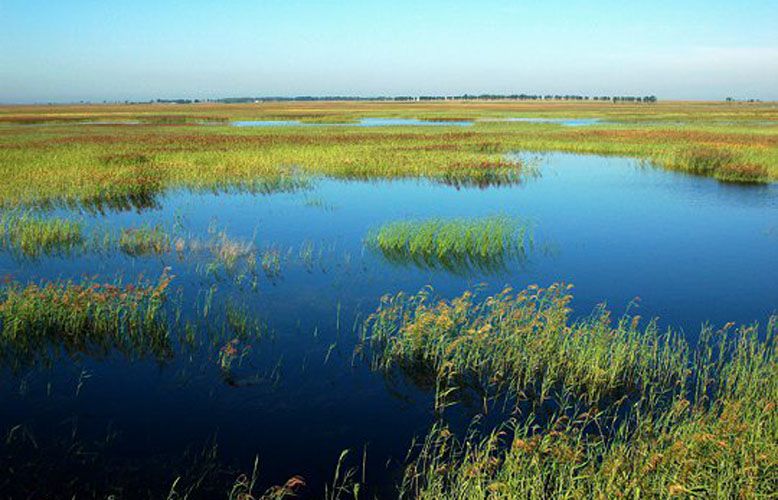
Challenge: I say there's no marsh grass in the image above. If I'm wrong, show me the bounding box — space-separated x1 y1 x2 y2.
434 159 531 189
0 212 84 258
0 272 174 367
366 216 531 274
1 101 775 210
357 283 777 497
0 212 176 259
119 224 171 256
399 316 777 499
668 145 770 183
359 284 687 413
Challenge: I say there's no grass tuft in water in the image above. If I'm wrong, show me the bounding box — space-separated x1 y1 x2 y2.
360 283 686 412
0 212 84 258
0 272 174 367
118 224 171 256
366 216 531 274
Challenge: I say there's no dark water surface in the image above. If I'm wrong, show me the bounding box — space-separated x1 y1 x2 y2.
1 154 776 497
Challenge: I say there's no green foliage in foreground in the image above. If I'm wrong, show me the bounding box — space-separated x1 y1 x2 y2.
366 216 531 274
359 284 777 498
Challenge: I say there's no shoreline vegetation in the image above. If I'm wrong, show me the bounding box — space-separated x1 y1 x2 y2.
0 101 776 210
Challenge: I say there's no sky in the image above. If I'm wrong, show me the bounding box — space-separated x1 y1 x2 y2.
1 0 777 103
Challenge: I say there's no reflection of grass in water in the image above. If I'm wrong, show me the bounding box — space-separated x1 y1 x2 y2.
359 283 777 498
0 272 174 369
366 216 531 275
0 211 84 258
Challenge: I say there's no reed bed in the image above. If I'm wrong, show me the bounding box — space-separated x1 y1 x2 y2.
357 283 777 497
0 212 84 257
118 224 171 256
366 216 531 274
0 272 174 367
399 316 777 499
0 212 176 258
360 284 687 411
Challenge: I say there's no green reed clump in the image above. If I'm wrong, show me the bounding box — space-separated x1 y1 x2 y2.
119 224 171 256
366 216 531 274
670 145 770 183
400 317 777 499
0 272 174 365
434 159 528 189
0 212 84 258
360 284 688 412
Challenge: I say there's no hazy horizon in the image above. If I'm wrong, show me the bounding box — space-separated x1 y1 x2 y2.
2 0 777 104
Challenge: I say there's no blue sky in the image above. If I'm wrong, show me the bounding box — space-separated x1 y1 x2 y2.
1 0 777 102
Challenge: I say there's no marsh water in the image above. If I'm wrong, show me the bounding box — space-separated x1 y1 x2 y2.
1 153 776 497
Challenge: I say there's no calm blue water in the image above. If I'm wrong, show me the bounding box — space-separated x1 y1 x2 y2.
0 153 775 497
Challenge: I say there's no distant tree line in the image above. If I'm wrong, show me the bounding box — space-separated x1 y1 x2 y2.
414 94 657 102
725 97 762 103
110 95 659 105
211 94 658 103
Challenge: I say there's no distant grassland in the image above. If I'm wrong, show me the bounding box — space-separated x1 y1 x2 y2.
0 101 776 208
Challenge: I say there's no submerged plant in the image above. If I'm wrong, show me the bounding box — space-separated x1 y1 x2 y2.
366 216 532 274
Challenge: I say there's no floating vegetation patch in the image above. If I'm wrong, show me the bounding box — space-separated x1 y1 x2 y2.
400 314 777 499
359 283 688 412
366 216 532 274
0 212 84 258
0 272 175 369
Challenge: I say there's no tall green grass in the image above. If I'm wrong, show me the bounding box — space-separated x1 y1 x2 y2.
667 145 770 183
360 284 686 412
119 224 171 256
366 216 531 274
357 283 776 498
399 316 777 499
0 212 84 257
0 272 174 367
